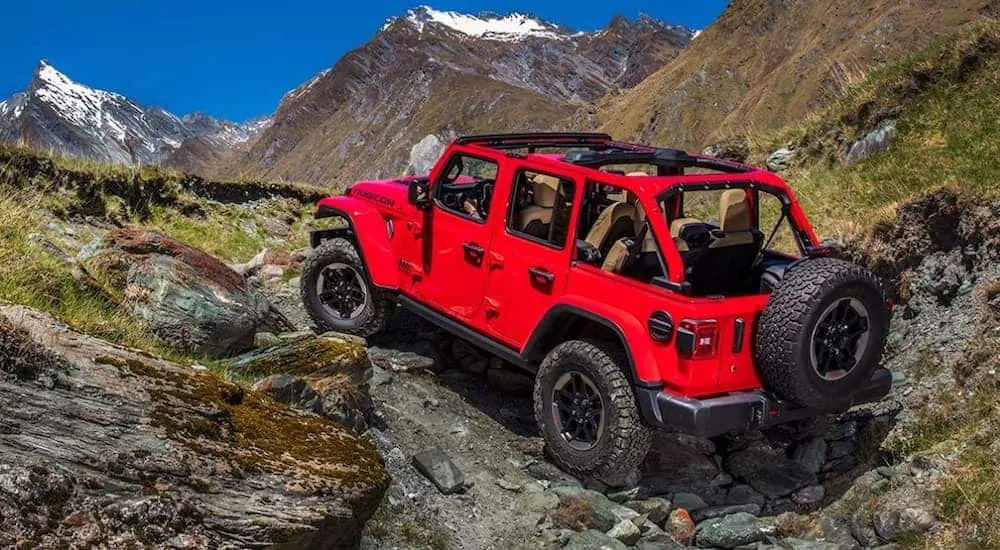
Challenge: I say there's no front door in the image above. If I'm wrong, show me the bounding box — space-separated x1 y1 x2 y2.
484 167 580 347
418 152 501 322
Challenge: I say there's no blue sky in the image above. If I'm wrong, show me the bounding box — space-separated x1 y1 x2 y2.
2 1 727 122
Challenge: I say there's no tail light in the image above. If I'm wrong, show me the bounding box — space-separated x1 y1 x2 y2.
677 319 720 359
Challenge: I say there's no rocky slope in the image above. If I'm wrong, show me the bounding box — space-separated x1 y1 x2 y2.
597 0 1000 150
218 7 693 187
0 61 268 166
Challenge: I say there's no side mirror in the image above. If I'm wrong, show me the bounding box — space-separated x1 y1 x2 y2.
408 179 431 210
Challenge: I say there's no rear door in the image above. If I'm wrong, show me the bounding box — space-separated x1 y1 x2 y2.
483 165 581 347
417 151 502 322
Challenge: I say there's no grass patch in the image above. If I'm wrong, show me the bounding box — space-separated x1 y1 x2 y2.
751 23 1000 240
0 193 150 347
0 141 318 360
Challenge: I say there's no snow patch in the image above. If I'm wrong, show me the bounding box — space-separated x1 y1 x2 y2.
692 29 703 40
401 6 567 41
282 68 332 104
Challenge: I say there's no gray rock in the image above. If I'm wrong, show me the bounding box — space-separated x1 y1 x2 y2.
412 448 466 495
876 466 897 478
563 530 628 550
827 440 857 460
766 147 795 172
851 507 880 547
792 485 826 506
671 492 708 512
820 515 862 550
251 374 321 412
625 497 672 524
607 519 642 545
695 512 774 549
495 477 523 492
846 120 897 164
702 136 751 163
406 134 448 176
792 438 828 474
711 472 735 487
725 445 817 498
692 504 762 522
726 484 766 506
607 485 641 503
635 532 685 550
783 539 844 550
516 490 560 515
874 506 935 541
368 346 437 372
824 455 860 474
827 420 859 440
550 485 639 531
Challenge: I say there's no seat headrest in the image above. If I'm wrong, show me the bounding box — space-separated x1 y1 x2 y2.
531 174 560 208
670 217 702 237
626 171 648 177
719 190 751 232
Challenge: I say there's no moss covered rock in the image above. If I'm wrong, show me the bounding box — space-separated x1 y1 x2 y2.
78 227 292 356
0 304 388 549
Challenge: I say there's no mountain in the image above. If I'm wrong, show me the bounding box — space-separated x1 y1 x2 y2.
217 7 693 186
0 61 268 166
596 0 1000 150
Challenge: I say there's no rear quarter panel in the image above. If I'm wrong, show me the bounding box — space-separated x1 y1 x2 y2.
565 264 768 397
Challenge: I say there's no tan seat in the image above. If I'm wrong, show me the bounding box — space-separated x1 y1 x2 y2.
601 239 630 273
603 201 662 274
517 174 559 239
670 217 702 252
584 193 637 256
709 190 755 248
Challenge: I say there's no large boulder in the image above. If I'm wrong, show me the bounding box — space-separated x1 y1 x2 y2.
226 332 375 432
78 228 291 356
405 134 448 176
0 305 388 549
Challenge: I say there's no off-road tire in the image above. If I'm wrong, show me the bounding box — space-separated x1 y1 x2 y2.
756 257 889 411
533 340 652 485
300 238 393 337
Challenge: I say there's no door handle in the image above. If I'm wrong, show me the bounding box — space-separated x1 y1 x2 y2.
462 242 485 265
528 266 555 285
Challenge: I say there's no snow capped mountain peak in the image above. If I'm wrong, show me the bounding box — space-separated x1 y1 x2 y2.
394 6 568 41
0 60 264 166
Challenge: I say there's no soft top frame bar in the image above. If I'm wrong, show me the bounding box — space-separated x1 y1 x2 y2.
565 148 752 174
455 132 613 150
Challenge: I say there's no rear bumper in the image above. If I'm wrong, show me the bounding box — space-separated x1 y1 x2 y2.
636 367 893 437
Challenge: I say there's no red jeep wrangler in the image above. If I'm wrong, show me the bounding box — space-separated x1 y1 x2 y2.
301 133 892 481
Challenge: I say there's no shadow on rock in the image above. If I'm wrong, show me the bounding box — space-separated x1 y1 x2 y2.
369 309 539 438
637 408 901 521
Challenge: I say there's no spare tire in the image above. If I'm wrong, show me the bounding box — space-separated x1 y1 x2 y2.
756 257 889 411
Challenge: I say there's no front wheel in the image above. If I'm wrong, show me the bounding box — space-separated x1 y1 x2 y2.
300 238 393 337
533 340 651 485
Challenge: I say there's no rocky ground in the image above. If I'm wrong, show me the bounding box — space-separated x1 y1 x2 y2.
5 149 998 548
246 189 999 550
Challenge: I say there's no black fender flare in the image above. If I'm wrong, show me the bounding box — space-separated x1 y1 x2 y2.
522 304 657 388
